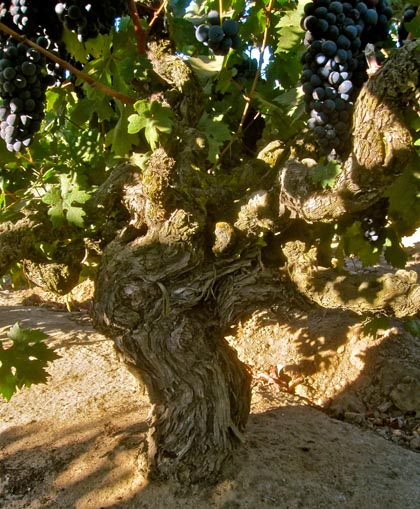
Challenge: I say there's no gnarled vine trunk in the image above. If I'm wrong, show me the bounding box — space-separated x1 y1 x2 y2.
91 41 420 483
0 36 418 483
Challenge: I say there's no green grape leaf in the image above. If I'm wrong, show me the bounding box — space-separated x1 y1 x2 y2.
105 102 139 156
128 100 174 151
197 112 232 163
70 97 96 126
383 230 408 268
216 68 234 95
62 29 90 63
312 160 342 189
64 205 86 228
363 316 390 338
0 323 59 401
42 175 91 228
343 221 381 266
387 157 420 232
170 17 197 54
42 187 65 227
272 4 305 89
403 319 420 336
405 17 420 38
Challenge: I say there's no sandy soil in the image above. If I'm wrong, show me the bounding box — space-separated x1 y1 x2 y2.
1 245 420 509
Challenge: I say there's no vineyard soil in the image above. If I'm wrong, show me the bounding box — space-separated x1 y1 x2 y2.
0 236 420 509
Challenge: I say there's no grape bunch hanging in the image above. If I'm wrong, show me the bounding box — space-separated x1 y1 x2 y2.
0 38 47 152
54 0 128 43
0 0 129 152
300 0 393 156
195 10 241 56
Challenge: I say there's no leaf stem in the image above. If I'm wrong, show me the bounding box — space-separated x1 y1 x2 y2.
0 21 136 105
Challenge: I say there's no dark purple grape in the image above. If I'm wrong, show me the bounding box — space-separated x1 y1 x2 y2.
195 24 209 43
310 74 322 87
337 34 351 49
303 15 319 32
338 80 353 94
208 25 225 43
222 19 239 37
322 40 337 57
315 53 328 65
329 2 344 15
207 10 220 26
313 87 326 100
364 9 378 26
231 34 242 49
315 6 328 18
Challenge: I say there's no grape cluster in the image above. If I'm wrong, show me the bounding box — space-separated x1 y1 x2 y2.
54 1 128 43
0 0 129 151
195 10 241 56
300 0 393 155
0 36 47 151
398 5 418 45
0 1 63 44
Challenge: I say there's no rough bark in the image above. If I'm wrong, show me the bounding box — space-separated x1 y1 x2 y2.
0 213 86 294
278 41 420 222
283 240 420 317
92 204 287 482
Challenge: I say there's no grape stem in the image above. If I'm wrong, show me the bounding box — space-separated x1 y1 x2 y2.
214 0 274 168
128 0 147 55
0 21 137 105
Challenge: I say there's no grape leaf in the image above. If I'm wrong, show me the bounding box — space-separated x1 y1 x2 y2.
106 102 139 156
403 319 420 336
42 175 91 228
383 230 408 268
405 17 420 38
272 3 305 89
0 323 59 401
343 221 381 266
170 17 197 54
312 160 342 189
387 157 420 232
128 100 174 151
197 112 232 163
363 316 390 338
62 29 90 64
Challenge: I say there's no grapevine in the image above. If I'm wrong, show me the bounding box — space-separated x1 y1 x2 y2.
300 0 393 156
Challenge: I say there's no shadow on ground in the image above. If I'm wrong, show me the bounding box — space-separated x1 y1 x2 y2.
1 393 420 509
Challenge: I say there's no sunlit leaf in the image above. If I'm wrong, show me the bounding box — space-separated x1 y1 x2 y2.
198 113 231 163
312 160 342 189
363 316 390 338
0 323 59 401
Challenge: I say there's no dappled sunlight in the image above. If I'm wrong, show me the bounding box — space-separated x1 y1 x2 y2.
1 290 419 508
0 408 149 509
0 304 105 349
